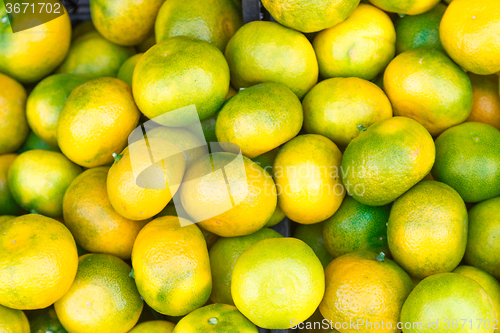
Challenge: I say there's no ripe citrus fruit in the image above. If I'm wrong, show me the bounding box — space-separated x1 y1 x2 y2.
54 254 143 333
57 77 140 168
466 74 500 130
117 53 143 87
172 304 258 333
320 251 413 333
129 320 176 333
72 20 96 41
264 206 286 227
155 0 242 51
180 152 277 237
0 215 16 225
16 132 58 154
440 0 500 75
395 3 446 54
273 134 345 224
454 265 500 328
387 181 468 279
8 150 82 217
0 214 78 310
431 122 500 203
232 238 325 329
225 21 318 99
28 307 67 333
465 196 500 279
384 49 473 136
107 138 185 220
0 154 24 215
57 31 135 79
323 196 391 259
156 203 220 248
209 227 282 305
0 0 71 83
0 304 29 333
369 0 441 15
26 74 87 147
63 167 149 260
133 36 229 126
342 117 435 206
131 216 212 316
251 147 279 175
294 222 333 268
400 273 496 333
0 73 28 155
145 126 207 167
261 0 360 33
90 0 164 46
313 4 396 81
216 82 303 158
303 77 392 149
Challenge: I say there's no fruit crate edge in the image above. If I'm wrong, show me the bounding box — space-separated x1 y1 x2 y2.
69 1 295 331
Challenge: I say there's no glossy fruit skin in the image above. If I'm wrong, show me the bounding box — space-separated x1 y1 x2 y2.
172 304 258 333
29 307 67 333
384 49 473 136
261 0 360 33
0 73 28 155
466 74 500 130
320 250 413 333
26 74 88 147
225 21 318 99
454 265 500 328
0 214 78 310
273 135 345 224
303 77 392 149
107 138 185 220
129 320 176 333
313 4 396 81
133 36 229 126
57 32 135 79
8 150 82 217
17 132 59 154
63 167 149 260
0 154 24 215
0 1 71 83
209 227 283 305
431 122 500 203
440 0 500 75
368 0 441 15
400 273 496 333
131 216 212 316
232 238 325 329
216 82 303 158
180 152 277 237
465 197 500 279
323 196 390 259
0 304 30 333
116 53 143 87
395 3 446 54
55 254 143 333
155 0 242 51
57 77 140 168
263 205 286 227
145 126 207 168
342 117 435 206
294 222 333 268
90 0 164 46
388 181 468 279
